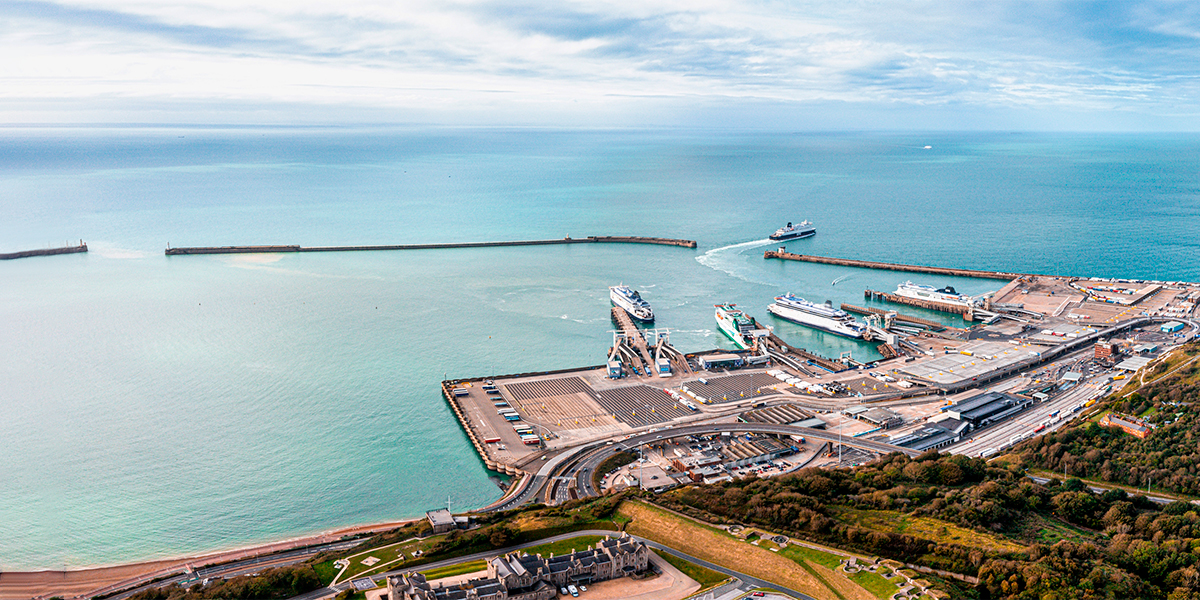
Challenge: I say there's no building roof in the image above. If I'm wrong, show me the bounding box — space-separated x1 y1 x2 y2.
426 509 454 527
1060 372 1083 382
1116 356 1153 371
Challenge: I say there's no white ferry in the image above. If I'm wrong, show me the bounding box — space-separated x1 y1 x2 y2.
894 281 976 307
767 294 867 339
610 285 654 322
769 220 816 241
714 303 768 349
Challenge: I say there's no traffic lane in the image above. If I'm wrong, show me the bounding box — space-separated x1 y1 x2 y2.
1026 476 1174 505
106 540 363 600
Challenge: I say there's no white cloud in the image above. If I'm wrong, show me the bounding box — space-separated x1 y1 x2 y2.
1 0 1198 128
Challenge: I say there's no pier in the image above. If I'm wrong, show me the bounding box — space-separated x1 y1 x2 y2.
841 303 947 330
1 241 87 260
763 250 1026 280
165 235 696 256
864 289 976 318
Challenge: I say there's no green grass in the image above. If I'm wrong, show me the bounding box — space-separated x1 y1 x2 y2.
652 550 728 588
312 560 339 585
520 535 608 558
419 559 488 580
333 535 446 581
848 570 901 600
778 544 843 569
745 533 761 542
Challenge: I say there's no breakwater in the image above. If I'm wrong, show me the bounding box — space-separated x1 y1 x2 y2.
763 250 1025 280
1 241 87 260
166 236 696 256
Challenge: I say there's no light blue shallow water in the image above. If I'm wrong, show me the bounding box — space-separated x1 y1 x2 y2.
1 128 1197 569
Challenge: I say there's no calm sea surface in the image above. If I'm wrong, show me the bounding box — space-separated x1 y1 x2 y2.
1 128 1197 569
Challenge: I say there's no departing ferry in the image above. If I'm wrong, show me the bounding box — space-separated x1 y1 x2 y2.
894 281 976 307
610 285 654 322
767 294 867 339
769 220 816 241
714 304 768 349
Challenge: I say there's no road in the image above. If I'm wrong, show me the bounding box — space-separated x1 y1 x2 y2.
566 422 921 498
101 539 364 600
1025 475 1186 506
287 530 817 600
948 374 1111 458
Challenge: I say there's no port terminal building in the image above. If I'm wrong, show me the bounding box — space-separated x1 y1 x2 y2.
941 392 1033 431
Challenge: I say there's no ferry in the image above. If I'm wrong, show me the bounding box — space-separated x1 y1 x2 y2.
610 285 654 322
769 220 816 241
714 303 768 349
766 294 868 339
894 281 977 307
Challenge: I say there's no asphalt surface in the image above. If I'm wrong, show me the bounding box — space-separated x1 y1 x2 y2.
286 529 817 600
101 539 364 600
566 422 920 498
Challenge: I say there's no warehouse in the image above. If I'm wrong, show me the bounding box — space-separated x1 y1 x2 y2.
943 392 1032 430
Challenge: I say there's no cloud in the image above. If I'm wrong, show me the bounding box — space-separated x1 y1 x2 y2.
1 0 1198 128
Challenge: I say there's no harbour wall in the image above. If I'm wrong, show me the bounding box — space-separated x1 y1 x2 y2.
763 250 1026 280
166 236 696 256
0 242 87 260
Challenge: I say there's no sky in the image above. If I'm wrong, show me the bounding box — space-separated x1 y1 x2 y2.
3 0 1200 129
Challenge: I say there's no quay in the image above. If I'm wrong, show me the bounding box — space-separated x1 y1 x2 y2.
441 264 1198 511
1 241 87 260
165 235 696 256
841 303 949 330
864 289 975 317
763 249 1029 280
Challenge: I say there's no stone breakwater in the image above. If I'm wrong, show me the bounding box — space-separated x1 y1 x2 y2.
1 242 87 260
165 236 697 255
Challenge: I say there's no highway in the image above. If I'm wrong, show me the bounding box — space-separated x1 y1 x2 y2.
100 539 364 600
286 529 817 600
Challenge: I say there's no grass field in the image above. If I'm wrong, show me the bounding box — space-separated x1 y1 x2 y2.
835 508 1027 554
779 544 845 570
652 550 728 588
618 500 868 600
420 559 488 580
520 536 607 558
848 570 900 600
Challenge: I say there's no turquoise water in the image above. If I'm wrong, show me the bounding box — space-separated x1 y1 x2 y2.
1 128 1196 569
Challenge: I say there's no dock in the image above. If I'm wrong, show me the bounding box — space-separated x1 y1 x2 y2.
610 307 656 371
864 289 976 318
165 236 696 256
1 241 87 261
841 303 946 330
763 250 1026 281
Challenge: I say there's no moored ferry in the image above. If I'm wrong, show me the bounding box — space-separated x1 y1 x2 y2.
767 294 867 339
714 303 768 349
610 285 654 322
769 220 816 241
894 281 976 307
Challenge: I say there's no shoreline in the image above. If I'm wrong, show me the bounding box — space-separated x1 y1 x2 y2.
0 518 418 600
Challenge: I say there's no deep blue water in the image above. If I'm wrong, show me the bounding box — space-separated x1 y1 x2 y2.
1 127 1196 569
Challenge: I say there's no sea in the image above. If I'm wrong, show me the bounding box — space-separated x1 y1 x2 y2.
1 127 1197 570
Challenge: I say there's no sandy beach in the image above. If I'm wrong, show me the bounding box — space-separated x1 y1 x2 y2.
0 519 416 600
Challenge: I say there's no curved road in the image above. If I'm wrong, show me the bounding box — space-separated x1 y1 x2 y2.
567 423 918 497
288 529 817 600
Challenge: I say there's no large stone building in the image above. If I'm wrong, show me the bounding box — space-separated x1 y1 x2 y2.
388 534 651 600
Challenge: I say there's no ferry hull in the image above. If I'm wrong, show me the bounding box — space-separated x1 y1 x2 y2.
769 230 816 241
